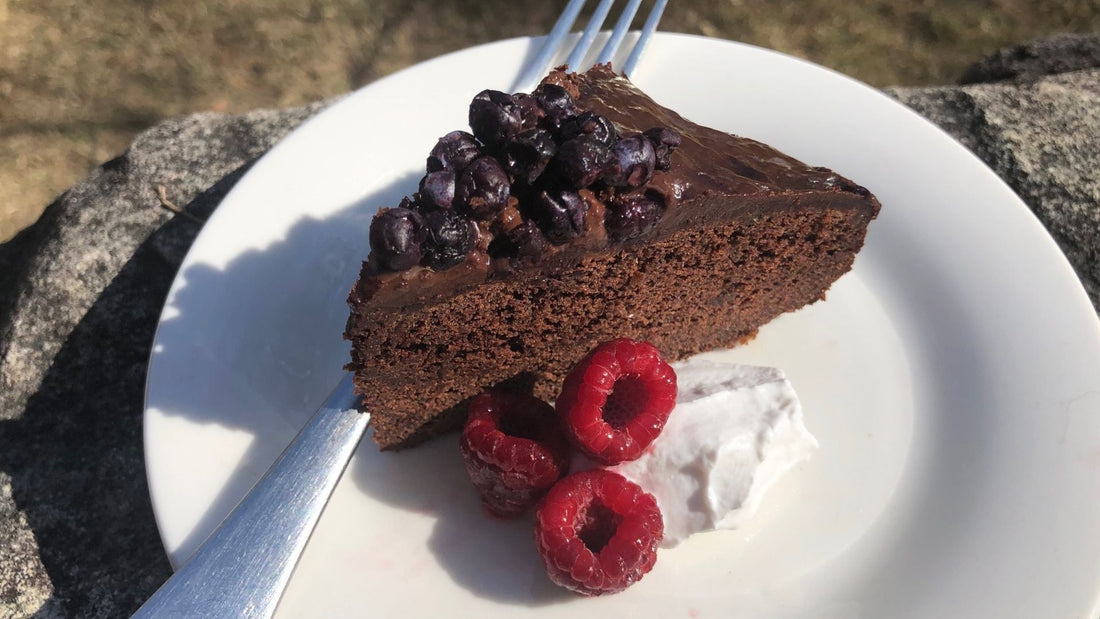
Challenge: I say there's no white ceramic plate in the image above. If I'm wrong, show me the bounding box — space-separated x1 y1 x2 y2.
144 33 1100 617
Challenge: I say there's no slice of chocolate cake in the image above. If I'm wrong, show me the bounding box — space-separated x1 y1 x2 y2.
345 65 880 450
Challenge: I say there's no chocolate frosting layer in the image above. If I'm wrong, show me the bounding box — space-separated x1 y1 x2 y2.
351 65 878 311
565 65 859 198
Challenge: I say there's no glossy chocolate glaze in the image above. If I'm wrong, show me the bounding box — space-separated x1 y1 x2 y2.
351 65 878 312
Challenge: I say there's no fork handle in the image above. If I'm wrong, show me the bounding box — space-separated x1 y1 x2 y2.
133 373 367 618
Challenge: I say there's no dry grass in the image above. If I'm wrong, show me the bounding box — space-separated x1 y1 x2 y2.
2 0 1098 241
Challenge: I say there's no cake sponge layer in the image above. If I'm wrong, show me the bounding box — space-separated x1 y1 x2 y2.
348 201 873 449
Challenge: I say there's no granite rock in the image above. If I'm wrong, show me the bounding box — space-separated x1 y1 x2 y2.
0 36 1098 618
888 68 1100 307
0 102 329 618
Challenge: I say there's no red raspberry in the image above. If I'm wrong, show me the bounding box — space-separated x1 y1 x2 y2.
534 469 663 595
556 338 677 465
460 389 570 518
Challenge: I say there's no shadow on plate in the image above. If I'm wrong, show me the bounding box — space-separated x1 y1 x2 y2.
149 171 415 565
350 439 574 607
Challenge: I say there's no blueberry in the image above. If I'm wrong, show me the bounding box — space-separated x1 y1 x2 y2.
512 92 546 131
418 170 455 209
643 127 682 170
605 194 662 242
456 156 511 219
489 219 547 263
604 133 656 188
533 83 577 126
559 111 618 146
469 90 522 148
503 128 557 184
421 208 474 270
509 219 548 262
369 207 425 271
553 136 612 189
532 188 587 244
427 130 481 173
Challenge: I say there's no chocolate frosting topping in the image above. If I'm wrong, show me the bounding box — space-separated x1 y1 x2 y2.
353 65 875 310
566 65 843 198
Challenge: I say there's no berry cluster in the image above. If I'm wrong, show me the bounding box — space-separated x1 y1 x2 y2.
459 338 678 595
368 80 682 273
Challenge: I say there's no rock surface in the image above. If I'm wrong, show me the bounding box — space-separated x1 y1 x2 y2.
0 37 1098 617
887 67 1100 307
0 103 329 618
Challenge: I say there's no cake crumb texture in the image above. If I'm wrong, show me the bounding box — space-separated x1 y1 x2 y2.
349 203 872 449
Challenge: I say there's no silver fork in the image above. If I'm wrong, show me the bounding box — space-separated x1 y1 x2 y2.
133 3 667 617
513 0 669 91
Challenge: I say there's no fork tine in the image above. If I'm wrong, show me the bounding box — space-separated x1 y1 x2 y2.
595 0 643 65
622 0 668 77
514 0 666 92
565 0 615 70
512 0 587 92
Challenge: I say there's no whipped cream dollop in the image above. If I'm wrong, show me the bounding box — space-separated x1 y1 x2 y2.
595 358 818 548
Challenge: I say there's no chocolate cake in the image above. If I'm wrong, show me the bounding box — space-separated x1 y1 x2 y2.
345 65 880 450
